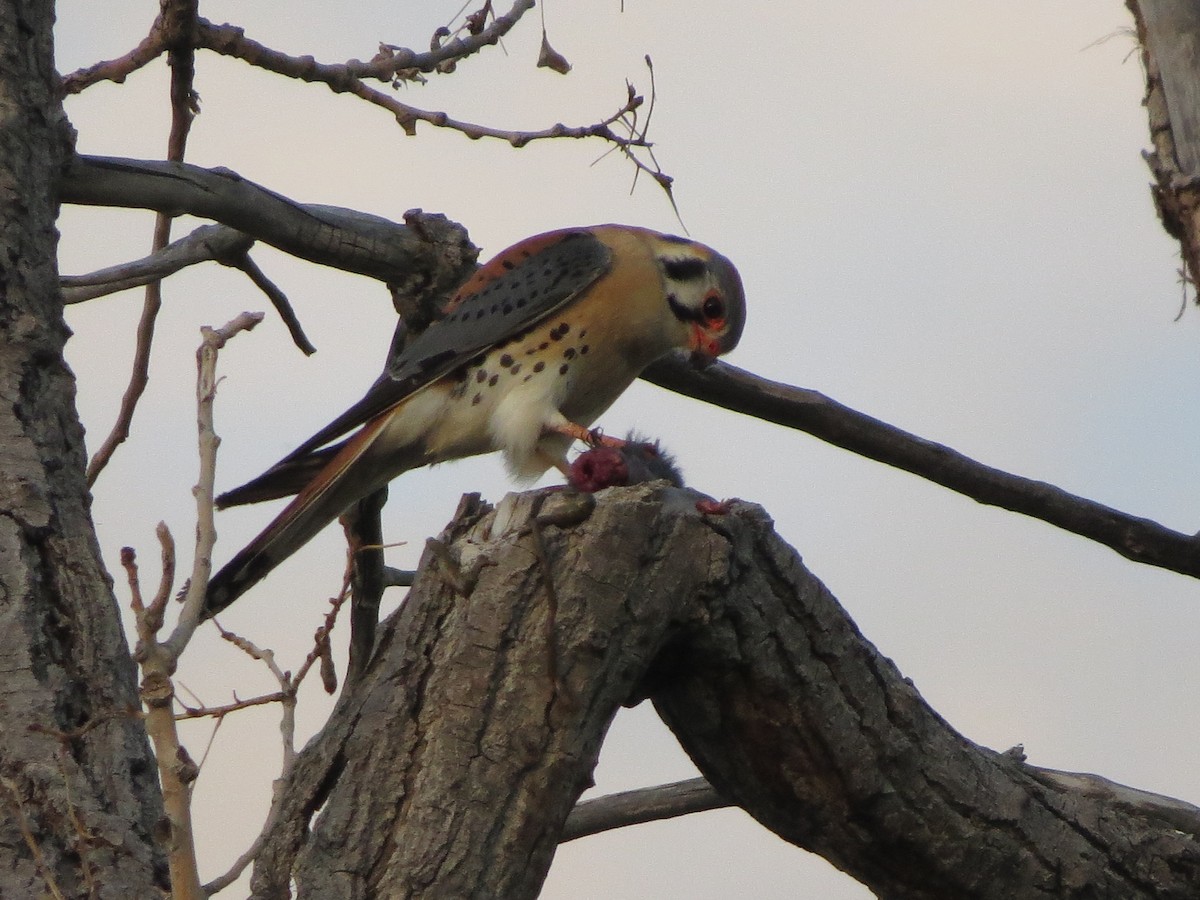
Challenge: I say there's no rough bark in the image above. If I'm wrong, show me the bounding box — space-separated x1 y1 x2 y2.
251 484 1200 899
0 2 166 897
58 155 479 298
250 488 716 898
649 500 1200 898
1129 0 1200 286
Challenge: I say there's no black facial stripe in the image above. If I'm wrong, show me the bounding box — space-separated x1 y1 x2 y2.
661 256 709 283
666 293 702 324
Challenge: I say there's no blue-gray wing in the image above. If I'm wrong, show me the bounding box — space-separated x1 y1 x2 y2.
296 228 614 456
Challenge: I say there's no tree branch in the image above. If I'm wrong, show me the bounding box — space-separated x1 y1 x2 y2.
58 155 479 287
644 355 1200 580
1128 1 1200 299
61 155 1200 582
193 2 535 87
250 484 1200 898
339 73 646 145
187 8 661 156
58 1 535 96
340 487 390 687
83 2 200 487
561 777 729 842
58 21 168 95
60 223 254 303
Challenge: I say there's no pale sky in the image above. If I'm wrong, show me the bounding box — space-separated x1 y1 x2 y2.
53 2 1199 897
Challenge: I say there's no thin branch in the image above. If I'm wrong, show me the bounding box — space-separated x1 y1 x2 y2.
85 2 200 488
59 156 474 284
561 777 729 842
200 587 348 893
163 312 264 658
342 489 389 687
60 223 314 353
190 12 653 157
174 691 291 721
83 231 166 487
382 566 417 588
145 521 175 633
198 620 298 894
334 66 646 146
58 22 168 95
643 356 1200 580
228 253 316 355
61 224 254 303
115 309 253 895
209 623 297 759
193 2 534 88
120 540 204 900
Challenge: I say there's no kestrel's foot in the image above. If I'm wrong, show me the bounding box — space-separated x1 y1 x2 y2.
568 436 685 492
550 420 629 449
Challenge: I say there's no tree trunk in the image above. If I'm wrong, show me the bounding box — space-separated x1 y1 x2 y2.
253 484 1200 899
0 3 165 897
1129 0 1200 286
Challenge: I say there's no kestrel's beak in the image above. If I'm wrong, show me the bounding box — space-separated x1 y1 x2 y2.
687 324 722 365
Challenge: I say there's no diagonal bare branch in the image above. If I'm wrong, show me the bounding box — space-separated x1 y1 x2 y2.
61 224 253 303
346 74 646 145
194 2 534 87
58 1 535 98
85 0 201 488
643 355 1200 580
58 21 168 95
561 778 729 842
188 9 660 169
59 155 479 285
229 253 316 355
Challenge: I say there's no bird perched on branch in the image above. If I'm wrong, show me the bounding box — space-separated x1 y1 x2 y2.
204 225 746 618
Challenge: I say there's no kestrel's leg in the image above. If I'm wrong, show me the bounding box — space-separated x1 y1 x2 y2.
537 449 572 478
547 420 629 450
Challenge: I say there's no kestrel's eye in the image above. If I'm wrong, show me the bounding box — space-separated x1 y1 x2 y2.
702 293 725 323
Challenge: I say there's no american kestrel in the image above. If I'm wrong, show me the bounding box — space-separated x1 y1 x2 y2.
204 225 746 617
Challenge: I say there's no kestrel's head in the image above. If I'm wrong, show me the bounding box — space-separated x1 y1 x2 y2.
652 234 747 362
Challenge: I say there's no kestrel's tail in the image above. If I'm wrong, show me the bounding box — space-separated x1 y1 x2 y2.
215 444 343 508
203 417 426 619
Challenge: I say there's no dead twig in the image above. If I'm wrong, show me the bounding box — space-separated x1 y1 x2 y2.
227 253 316 355
58 23 168 95
121 541 204 900
116 313 261 900
174 691 292 721
199 586 348 893
561 777 728 842
194 2 534 87
61 224 254 303
0 776 67 900
85 0 201 488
